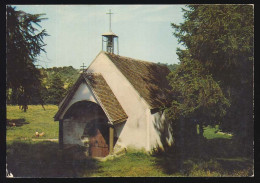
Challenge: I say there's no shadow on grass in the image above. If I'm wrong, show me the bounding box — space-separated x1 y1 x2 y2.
153 138 253 176
6 141 100 177
6 119 29 127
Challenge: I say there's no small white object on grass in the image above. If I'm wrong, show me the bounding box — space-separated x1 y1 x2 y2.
39 132 45 137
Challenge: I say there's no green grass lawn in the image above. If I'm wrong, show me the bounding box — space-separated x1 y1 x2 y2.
91 149 171 177
6 105 59 141
203 125 232 139
6 105 253 177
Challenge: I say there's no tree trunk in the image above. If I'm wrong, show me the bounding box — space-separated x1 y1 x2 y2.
196 122 205 158
23 104 28 112
40 98 45 110
199 124 204 138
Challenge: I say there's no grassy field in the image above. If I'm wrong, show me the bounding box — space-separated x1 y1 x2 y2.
6 105 253 177
6 105 59 141
203 125 232 139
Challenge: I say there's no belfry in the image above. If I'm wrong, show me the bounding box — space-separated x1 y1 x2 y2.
102 9 119 54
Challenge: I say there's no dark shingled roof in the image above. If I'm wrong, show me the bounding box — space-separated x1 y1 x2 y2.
54 73 128 125
83 73 128 124
104 52 171 109
55 52 171 123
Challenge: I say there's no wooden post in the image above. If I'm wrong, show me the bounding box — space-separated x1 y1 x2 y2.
59 120 63 149
109 126 114 154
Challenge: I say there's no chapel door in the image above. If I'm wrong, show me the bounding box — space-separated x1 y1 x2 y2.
89 126 109 157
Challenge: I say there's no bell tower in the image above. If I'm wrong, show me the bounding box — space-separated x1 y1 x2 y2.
102 9 119 54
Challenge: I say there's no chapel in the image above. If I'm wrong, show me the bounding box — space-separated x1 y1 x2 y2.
54 10 173 157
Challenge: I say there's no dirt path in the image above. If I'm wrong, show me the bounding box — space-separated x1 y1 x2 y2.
31 139 58 142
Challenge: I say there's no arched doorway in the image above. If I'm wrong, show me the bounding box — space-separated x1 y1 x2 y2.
81 118 109 157
63 101 109 157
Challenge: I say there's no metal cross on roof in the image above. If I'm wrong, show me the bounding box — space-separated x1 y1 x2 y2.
80 63 86 73
106 9 113 32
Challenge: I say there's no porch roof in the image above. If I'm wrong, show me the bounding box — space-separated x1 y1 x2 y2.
54 73 128 125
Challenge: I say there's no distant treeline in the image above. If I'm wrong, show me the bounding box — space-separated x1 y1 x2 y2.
7 64 178 106
7 66 80 105
157 63 179 72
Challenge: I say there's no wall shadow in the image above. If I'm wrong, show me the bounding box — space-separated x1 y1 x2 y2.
6 141 100 177
151 110 173 152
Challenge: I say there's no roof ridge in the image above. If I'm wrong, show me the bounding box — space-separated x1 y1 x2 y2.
104 52 167 67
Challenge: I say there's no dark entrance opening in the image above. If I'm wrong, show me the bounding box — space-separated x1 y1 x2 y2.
64 101 110 157
82 118 109 157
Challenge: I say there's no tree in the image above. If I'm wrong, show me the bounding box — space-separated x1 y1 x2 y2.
157 62 180 72
167 64 179 72
167 57 229 127
46 74 66 105
165 53 230 154
172 5 253 84
65 81 74 96
6 6 48 111
169 5 253 155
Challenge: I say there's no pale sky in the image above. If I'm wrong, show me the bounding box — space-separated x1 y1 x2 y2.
13 5 186 69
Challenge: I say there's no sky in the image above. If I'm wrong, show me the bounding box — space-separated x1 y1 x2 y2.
13 5 186 69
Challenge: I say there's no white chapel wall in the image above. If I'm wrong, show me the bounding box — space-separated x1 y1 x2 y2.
63 114 107 146
60 82 98 119
149 110 174 151
87 52 150 150
63 117 88 146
